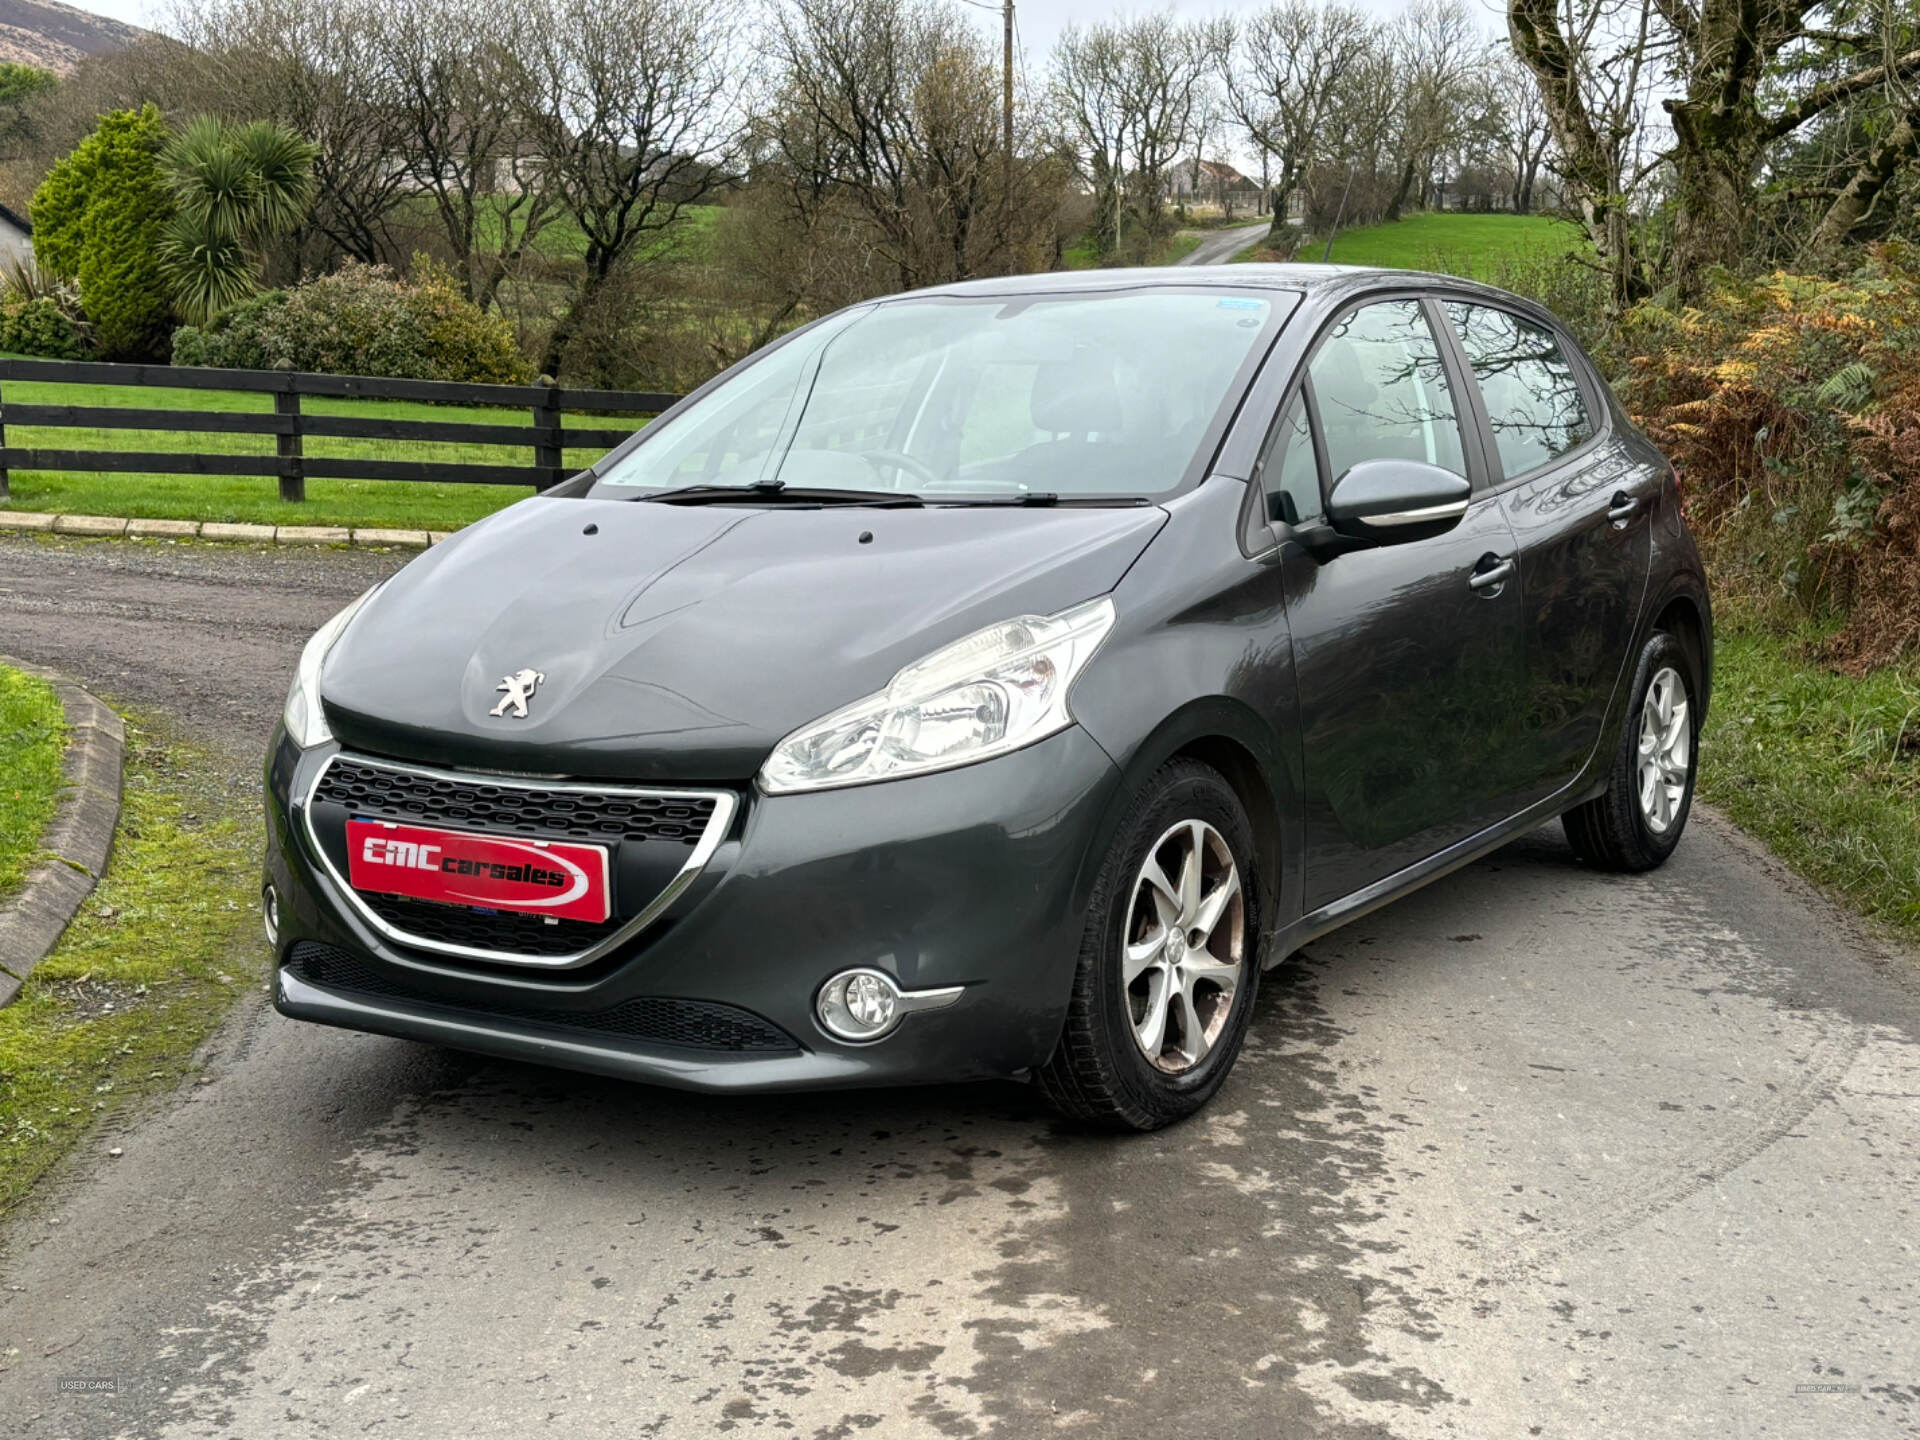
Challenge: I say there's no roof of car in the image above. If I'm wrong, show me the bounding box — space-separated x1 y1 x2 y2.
902 263 1553 325
909 263 1355 298
907 262 1521 301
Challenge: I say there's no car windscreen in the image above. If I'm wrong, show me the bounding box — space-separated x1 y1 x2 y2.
589 289 1290 502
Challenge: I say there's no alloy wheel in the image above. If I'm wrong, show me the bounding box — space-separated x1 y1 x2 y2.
1122 819 1246 1074
1636 665 1691 834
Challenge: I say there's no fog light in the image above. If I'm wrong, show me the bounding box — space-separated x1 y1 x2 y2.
815 967 966 1044
845 973 895 1029
817 968 903 1042
262 885 281 949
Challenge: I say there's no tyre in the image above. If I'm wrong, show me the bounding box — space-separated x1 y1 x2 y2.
1037 759 1262 1130
1563 629 1700 872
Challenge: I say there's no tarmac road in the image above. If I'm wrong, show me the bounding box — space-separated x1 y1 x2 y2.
2 531 1918 1439
1177 220 1277 266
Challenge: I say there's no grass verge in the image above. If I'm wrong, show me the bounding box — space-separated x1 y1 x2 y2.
1702 626 1920 942
0 718 258 1216
1161 233 1203 264
1062 228 1205 269
0 664 65 905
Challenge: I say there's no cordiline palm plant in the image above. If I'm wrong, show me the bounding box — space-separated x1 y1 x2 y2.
159 117 319 326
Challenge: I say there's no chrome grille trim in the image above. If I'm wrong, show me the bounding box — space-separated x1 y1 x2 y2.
300 751 737 970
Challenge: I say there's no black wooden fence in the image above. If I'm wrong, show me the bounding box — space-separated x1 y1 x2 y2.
0 358 684 504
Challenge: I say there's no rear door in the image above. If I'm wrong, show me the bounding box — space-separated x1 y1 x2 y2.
1259 297 1532 911
1437 300 1655 803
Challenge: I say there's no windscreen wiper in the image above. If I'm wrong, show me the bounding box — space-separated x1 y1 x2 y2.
633 481 923 507
934 493 1152 507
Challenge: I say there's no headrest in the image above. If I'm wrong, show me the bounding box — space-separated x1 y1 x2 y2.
1030 357 1122 436
1311 340 1375 413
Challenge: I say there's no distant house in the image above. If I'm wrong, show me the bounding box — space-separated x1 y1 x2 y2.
0 202 31 268
1168 159 1261 208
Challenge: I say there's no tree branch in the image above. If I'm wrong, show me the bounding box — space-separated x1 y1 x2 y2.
1763 48 1920 141
1650 0 1698 47
1803 102 1920 259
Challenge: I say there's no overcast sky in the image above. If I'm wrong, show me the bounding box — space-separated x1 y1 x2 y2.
66 0 1503 69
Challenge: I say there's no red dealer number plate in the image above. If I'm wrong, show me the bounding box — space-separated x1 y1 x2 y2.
346 819 611 923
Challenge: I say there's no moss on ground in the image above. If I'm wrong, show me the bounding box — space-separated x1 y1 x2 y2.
0 718 259 1216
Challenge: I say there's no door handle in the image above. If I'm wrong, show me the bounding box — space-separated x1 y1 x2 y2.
1468 554 1515 591
1607 491 1641 523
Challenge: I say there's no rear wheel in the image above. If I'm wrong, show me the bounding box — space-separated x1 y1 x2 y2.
1563 629 1699 871
1037 760 1261 1130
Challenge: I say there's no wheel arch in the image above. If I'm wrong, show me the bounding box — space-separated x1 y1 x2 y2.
1077 698 1293 945
1651 591 1712 716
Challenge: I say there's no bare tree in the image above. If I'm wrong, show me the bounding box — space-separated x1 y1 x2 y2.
1050 14 1218 256
773 0 999 289
1387 0 1484 219
1507 0 1659 305
1118 14 1222 246
376 0 554 311
518 0 742 375
1493 50 1554 212
1222 1 1375 233
1051 22 1131 249
1511 0 1920 290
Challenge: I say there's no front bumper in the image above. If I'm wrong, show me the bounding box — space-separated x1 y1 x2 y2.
264 726 1122 1092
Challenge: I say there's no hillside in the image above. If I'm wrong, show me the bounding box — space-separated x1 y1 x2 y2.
0 0 142 75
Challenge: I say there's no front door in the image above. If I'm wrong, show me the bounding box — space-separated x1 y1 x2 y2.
1258 298 1531 912
1439 301 1655 803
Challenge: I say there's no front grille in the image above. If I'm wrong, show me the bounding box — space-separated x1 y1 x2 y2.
287 942 799 1053
315 758 719 844
359 893 611 958
305 753 735 967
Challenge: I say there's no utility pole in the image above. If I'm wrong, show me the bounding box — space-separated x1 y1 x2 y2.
1002 0 1014 250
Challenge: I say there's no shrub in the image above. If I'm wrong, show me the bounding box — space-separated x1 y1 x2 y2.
172 259 529 383
1618 250 1920 669
30 105 174 361
170 289 287 370
0 296 83 357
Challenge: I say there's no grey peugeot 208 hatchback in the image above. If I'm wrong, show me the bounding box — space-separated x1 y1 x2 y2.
263 265 1710 1130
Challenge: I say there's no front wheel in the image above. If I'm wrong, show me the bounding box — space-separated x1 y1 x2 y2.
1563 629 1700 871
1037 759 1261 1130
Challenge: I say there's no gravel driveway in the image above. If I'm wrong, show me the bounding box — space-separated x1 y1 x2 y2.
2 532 1917 1438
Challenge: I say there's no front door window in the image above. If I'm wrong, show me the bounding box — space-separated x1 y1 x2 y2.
1307 300 1467 484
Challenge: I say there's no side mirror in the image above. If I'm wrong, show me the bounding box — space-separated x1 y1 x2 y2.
1325 459 1471 545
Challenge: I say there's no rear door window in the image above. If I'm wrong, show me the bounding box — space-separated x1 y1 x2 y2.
1443 302 1594 479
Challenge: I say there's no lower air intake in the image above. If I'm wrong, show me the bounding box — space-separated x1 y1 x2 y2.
286 942 800 1053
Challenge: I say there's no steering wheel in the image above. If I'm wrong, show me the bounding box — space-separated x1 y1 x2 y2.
860 449 943 492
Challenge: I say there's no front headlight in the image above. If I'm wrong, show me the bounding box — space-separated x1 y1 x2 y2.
760 596 1117 794
282 585 380 748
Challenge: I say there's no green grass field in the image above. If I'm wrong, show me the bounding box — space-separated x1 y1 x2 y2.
0 664 65 905
396 198 721 263
1320 213 1584 279
0 377 650 528
1232 212 1586 281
